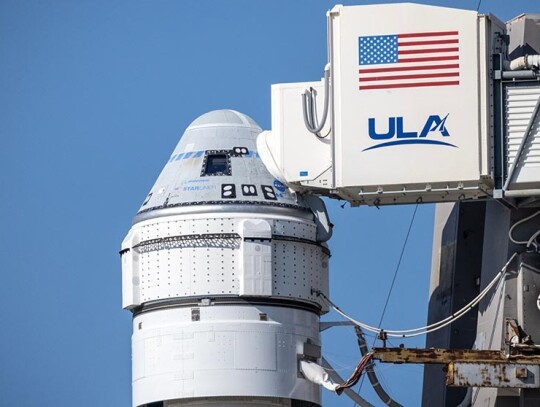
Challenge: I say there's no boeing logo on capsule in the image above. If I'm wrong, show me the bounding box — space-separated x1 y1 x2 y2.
363 114 457 151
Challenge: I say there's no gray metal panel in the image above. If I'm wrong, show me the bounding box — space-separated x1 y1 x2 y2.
472 205 540 406
521 388 540 406
423 203 540 406
506 14 540 59
423 201 486 407
517 254 540 342
505 86 540 191
448 363 540 388
473 202 515 407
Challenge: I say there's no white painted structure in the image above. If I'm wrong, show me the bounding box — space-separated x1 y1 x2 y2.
505 85 540 193
121 110 331 407
259 4 539 206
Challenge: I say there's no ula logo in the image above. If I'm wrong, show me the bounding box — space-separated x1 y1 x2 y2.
363 114 457 151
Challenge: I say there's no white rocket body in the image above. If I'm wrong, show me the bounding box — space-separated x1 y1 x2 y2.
121 110 332 407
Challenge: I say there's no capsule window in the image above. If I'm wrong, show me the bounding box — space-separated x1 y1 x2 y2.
202 152 231 176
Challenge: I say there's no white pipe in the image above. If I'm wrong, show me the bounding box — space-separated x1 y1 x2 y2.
319 253 517 338
299 360 338 392
505 55 540 71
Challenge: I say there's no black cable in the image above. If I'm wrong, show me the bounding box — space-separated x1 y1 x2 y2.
355 203 419 402
476 0 482 11
376 203 419 330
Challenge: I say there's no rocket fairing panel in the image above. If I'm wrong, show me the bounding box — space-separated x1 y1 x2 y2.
123 212 329 308
239 219 273 296
121 228 140 309
131 306 321 406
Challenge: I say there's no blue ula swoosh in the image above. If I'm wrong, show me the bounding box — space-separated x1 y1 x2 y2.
362 139 457 152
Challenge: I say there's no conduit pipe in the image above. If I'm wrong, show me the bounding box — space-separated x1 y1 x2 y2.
302 64 331 137
299 360 338 392
505 55 540 71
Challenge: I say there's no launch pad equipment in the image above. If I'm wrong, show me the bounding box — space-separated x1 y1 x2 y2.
259 4 540 208
121 3 540 407
259 3 540 406
258 4 540 405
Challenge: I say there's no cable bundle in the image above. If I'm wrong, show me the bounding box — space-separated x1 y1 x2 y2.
316 252 517 339
335 351 374 395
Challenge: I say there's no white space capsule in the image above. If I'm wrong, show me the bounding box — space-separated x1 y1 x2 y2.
121 110 332 407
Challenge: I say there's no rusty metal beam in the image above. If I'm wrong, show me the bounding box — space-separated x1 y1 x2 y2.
372 347 540 365
447 362 540 388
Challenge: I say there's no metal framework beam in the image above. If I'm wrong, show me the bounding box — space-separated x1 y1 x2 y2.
372 347 540 389
373 347 540 365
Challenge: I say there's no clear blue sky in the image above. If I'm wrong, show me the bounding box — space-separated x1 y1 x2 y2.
0 1 533 406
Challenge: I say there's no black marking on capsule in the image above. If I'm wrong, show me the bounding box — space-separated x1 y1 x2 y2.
241 184 258 196
231 146 249 156
221 184 236 199
261 185 277 200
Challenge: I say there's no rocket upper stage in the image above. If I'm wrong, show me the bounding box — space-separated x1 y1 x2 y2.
122 109 331 311
121 110 331 407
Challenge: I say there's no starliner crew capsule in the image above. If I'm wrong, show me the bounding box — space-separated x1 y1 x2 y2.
121 110 333 407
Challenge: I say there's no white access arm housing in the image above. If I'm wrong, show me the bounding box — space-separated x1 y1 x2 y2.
259 3 535 206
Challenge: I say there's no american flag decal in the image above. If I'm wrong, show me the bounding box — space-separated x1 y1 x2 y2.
358 31 460 90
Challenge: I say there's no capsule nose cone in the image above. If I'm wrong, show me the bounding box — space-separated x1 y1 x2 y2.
134 110 305 220
186 109 262 131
